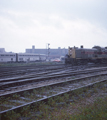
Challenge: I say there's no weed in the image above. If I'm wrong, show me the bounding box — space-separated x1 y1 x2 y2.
4 110 21 120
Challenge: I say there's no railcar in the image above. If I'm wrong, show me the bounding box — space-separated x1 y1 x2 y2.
0 53 16 62
65 46 107 65
16 53 40 62
0 53 46 62
39 54 47 61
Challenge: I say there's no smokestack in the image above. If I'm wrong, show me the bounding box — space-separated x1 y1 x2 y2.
32 45 35 53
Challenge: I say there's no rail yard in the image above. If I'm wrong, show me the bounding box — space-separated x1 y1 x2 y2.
0 63 107 119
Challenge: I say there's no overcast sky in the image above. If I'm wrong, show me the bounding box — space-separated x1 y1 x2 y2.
0 0 107 53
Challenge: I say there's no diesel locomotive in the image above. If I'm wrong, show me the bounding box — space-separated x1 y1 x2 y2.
65 46 107 65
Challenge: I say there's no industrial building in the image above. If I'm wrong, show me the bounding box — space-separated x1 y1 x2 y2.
0 48 5 53
26 46 68 58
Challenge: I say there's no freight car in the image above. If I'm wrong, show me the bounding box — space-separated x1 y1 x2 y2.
65 46 107 65
0 53 46 62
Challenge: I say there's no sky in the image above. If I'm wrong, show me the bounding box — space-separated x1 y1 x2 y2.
0 0 107 53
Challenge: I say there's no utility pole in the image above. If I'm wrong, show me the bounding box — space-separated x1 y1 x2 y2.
48 43 50 60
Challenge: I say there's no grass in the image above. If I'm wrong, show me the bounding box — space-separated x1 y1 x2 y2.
1 81 107 120
51 97 107 120
4 95 107 120
70 97 107 120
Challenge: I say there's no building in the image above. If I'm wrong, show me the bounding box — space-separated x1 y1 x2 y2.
26 46 68 58
0 48 5 53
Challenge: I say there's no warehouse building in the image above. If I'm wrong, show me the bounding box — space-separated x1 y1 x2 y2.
26 46 68 58
0 48 5 53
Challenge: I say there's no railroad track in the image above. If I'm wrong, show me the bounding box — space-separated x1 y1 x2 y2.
0 64 66 78
0 63 105 78
0 66 107 92
0 66 107 117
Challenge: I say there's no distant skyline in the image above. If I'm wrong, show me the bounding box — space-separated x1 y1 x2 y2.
0 0 107 53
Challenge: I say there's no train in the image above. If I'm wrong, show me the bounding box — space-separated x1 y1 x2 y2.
0 53 47 62
65 45 107 65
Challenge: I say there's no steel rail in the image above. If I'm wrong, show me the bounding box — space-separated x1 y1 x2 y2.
0 71 107 98
0 74 107 115
0 67 107 90
0 65 68 78
0 64 104 78
1 65 107 83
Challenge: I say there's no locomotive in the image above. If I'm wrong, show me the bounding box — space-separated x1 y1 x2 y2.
65 45 107 65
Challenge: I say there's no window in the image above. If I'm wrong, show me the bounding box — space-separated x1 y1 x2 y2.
19 58 23 60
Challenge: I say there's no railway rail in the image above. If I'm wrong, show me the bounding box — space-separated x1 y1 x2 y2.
0 63 105 78
0 66 107 92
0 64 66 78
0 66 107 117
